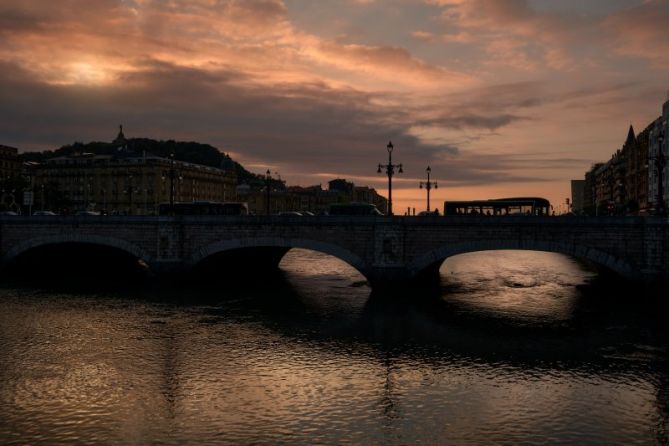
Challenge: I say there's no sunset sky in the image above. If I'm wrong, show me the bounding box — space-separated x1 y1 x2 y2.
1 0 669 212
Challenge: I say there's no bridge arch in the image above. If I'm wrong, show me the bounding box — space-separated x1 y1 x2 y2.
1 234 152 267
408 239 639 280
190 237 369 277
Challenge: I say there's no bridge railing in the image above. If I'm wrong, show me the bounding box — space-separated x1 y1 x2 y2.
0 214 666 226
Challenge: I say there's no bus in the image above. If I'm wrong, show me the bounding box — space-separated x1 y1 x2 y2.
159 201 249 216
328 202 384 216
443 197 551 216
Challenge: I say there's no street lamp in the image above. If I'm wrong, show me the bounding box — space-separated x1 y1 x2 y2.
377 141 403 215
265 169 272 216
419 166 438 213
656 131 667 217
161 153 181 215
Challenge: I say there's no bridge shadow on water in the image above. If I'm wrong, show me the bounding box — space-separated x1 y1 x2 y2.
1 242 151 292
3 245 668 372
7 267 666 370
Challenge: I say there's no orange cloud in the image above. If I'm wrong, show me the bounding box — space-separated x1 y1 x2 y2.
1 0 668 213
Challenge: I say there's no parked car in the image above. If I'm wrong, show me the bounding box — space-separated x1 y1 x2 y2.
0 211 19 216
33 211 58 216
76 211 101 216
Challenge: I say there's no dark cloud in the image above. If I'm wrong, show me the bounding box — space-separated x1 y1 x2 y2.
415 80 641 127
0 58 567 189
417 113 528 131
428 153 587 188
0 60 447 166
0 0 127 34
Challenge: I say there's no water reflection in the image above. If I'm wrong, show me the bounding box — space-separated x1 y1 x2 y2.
0 249 667 444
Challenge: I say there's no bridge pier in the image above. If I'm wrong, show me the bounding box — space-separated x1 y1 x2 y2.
366 268 411 294
365 266 442 294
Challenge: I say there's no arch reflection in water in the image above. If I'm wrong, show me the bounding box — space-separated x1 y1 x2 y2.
439 250 596 323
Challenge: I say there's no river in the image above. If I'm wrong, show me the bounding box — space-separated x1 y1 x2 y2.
0 250 667 445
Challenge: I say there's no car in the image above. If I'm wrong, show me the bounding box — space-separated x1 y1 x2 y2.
0 211 19 216
277 211 303 217
76 210 101 216
33 210 58 216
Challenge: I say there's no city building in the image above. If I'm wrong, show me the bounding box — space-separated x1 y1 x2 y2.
594 160 613 214
581 115 654 215
570 179 584 214
648 96 669 214
0 145 24 212
328 179 354 197
30 127 236 214
583 163 603 215
353 186 388 212
237 179 387 215
626 123 651 214
0 145 21 180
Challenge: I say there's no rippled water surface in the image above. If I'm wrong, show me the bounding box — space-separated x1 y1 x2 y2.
1 250 668 445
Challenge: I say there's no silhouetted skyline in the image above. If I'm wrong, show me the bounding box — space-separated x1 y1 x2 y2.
1 0 668 211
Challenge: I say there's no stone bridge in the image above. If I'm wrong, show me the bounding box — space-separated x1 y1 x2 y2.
1 215 668 289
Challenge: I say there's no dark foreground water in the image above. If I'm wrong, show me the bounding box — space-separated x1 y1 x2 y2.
0 250 668 445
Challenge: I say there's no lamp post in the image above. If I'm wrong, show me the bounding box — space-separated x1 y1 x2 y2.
419 166 437 213
377 141 402 215
656 131 667 217
265 169 272 216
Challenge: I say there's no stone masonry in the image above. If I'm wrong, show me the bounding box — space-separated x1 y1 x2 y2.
1 215 668 289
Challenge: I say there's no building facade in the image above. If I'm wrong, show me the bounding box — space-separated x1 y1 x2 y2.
0 145 24 212
237 180 388 215
648 98 669 214
30 129 236 214
0 145 21 180
582 121 653 215
629 124 651 214
583 163 602 215
570 179 584 214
